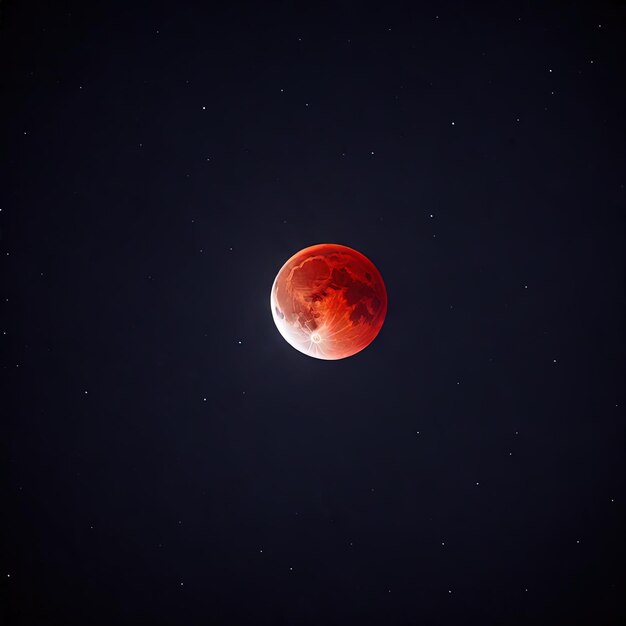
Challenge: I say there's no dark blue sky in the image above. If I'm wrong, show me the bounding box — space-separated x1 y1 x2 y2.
2 2 624 624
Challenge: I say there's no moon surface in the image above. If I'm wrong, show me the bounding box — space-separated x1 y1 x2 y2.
270 243 387 360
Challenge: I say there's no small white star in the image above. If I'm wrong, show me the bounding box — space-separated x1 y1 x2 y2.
451 121 455 126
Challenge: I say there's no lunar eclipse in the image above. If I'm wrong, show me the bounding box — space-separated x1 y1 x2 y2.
271 244 387 360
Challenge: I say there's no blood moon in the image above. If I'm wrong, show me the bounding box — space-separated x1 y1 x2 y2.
270 243 387 360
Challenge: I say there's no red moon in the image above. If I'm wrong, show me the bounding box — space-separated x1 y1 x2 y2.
270 243 387 360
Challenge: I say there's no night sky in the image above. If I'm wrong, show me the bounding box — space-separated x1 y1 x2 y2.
1 2 625 625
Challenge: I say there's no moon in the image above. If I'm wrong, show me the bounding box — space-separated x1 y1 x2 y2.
270 243 387 360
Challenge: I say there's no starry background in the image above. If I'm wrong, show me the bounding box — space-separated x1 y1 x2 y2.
1 2 624 625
